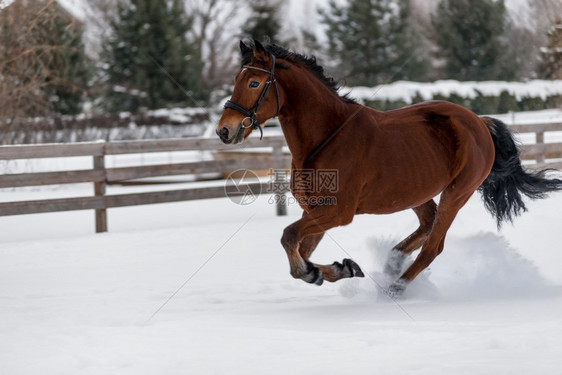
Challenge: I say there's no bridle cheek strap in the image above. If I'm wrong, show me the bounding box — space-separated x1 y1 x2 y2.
224 54 280 140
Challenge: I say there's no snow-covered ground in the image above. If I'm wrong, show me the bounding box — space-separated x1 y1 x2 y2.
1 181 562 374
1 105 561 374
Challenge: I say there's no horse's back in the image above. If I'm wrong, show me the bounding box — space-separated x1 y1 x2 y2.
397 101 495 187
352 101 494 213
377 101 494 173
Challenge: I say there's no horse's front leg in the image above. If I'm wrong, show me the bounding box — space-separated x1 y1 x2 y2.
281 218 323 284
281 210 364 285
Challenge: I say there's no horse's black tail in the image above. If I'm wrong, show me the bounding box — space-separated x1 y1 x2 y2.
478 116 562 228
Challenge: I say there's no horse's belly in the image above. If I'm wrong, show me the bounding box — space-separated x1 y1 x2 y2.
356 174 449 214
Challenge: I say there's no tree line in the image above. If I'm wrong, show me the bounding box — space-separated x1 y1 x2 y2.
1 0 561 121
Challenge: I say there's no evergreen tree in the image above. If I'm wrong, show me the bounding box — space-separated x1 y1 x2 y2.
103 0 206 112
43 12 92 115
432 0 517 81
241 0 283 43
540 19 562 80
319 0 429 86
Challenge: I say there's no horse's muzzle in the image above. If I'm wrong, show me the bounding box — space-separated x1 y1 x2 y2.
217 126 231 143
217 125 244 144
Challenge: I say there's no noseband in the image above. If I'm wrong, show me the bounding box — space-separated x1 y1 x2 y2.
224 54 281 140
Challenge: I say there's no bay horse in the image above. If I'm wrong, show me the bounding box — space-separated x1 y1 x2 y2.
217 40 562 296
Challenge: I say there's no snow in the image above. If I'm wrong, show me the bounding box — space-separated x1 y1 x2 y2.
1 177 562 373
348 80 562 104
0 0 14 9
56 0 91 21
504 0 536 31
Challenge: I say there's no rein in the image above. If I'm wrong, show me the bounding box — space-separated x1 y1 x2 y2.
224 54 281 140
304 120 350 166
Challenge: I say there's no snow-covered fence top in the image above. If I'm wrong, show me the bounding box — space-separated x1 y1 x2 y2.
348 80 562 103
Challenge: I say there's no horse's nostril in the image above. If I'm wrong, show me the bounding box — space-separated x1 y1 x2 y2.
219 127 229 140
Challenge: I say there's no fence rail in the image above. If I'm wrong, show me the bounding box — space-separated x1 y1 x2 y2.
511 123 562 168
0 135 291 232
1 122 561 233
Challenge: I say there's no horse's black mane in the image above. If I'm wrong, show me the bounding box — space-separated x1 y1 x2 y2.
241 42 356 104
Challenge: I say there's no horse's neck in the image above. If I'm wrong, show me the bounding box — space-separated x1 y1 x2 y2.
277 71 353 168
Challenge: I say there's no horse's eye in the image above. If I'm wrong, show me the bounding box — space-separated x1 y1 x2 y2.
249 81 260 88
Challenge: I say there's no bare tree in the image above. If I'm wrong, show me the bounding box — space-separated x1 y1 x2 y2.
82 0 118 56
0 0 89 144
533 0 562 27
1 0 58 143
512 0 562 79
187 0 243 92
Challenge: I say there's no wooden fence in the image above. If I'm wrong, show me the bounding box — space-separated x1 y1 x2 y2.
0 136 291 233
511 123 562 168
1 122 561 233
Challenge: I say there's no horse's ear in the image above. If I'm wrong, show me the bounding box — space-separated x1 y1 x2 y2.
239 40 251 55
254 39 265 53
252 39 269 62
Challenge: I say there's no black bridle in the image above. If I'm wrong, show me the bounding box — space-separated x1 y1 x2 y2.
223 54 281 140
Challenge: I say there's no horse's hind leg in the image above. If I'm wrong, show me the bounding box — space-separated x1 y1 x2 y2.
384 200 437 277
388 191 472 295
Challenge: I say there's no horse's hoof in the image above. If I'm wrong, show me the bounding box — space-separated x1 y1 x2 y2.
313 273 324 286
304 262 324 286
386 279 407 298
343 258 364 278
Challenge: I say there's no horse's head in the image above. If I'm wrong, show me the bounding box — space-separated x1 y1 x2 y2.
217 40 283 144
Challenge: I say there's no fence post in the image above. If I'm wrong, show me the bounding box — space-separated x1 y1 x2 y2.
536 130 545 165
272 143 287 216
93 141 107 233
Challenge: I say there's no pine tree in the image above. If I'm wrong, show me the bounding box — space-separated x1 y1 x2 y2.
319 0 429 86
42 11 92 115
241 0 283 43
432 0 517 81
103 0 206 112
540 19 562 80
